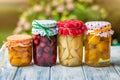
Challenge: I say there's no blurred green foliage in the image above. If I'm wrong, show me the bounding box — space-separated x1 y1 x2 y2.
14 0 107 34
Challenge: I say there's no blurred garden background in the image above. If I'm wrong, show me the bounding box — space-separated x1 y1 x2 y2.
0 0 120 47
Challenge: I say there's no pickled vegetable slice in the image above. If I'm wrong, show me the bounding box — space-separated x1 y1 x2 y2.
70 49 79 58
61 48 69 61
68 58 81 66
60 35 68 48
71 36 80 49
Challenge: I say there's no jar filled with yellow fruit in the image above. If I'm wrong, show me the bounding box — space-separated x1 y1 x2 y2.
7 34 32 66
57 20 87 66
85 21 114 67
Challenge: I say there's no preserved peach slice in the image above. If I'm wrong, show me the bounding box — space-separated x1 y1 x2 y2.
13 53 23 58
97 41 109 52
100 51 110 60
21 58 31 64
11 58 21 66
88 36 100 44
85 42 89 50
22 52 29 58
8 49 16 55
88 49 98 62
12 47 27 52
98 58 110 66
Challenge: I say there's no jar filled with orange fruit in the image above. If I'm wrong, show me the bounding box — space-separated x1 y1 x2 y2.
85 21 114 67
57 20 87 66
7 34 32 66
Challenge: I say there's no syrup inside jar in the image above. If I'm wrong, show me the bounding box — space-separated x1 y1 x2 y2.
85 35 111 67
33 34 57 66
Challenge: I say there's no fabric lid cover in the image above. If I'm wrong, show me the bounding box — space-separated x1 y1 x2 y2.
57 20 87 36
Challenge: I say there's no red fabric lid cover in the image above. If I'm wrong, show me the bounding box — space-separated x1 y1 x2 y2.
57 20 87 36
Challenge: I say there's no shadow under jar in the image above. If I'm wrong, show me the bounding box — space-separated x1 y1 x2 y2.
32 20 58 66
57 20 87 67
85 21 114 67
7 34 32 66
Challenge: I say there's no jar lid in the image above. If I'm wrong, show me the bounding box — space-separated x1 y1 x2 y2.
57 20 87 36
85 21 111 30
32 20 58 36
85 21 114 37
7 34 32 47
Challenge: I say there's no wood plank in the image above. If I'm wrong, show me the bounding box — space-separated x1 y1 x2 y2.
0 47 18 80
110 46 120 77
82 46 120 80
82 65 120 80
51 64 85 80
14 65 50 80
111 46 120 64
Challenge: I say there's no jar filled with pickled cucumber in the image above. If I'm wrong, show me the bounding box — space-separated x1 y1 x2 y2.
32 20 58 66
7 34 32 66
85 21 114 67
57 20 87 66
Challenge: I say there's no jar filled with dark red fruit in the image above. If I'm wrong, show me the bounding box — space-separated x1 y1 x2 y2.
32 20 58 66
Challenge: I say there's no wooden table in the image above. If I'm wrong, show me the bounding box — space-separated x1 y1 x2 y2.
0 46 120 80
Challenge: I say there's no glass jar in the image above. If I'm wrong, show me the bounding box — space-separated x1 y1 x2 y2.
32 20 58 66
7 34 32 66
85 21 114 67
57 20 87 66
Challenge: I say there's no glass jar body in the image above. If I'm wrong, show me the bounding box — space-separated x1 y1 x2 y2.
58 34 83 66
33 34 57 66
85 35 111 67
8 46 32 66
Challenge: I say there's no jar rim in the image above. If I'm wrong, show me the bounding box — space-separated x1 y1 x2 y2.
7 34 32 41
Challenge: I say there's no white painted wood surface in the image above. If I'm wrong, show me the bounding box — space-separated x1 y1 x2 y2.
0 48 18 80
0 46 120 80
14 65 50 80
82 66 120 80
51 65 85 80
110 46 120 79
50 46 120 80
